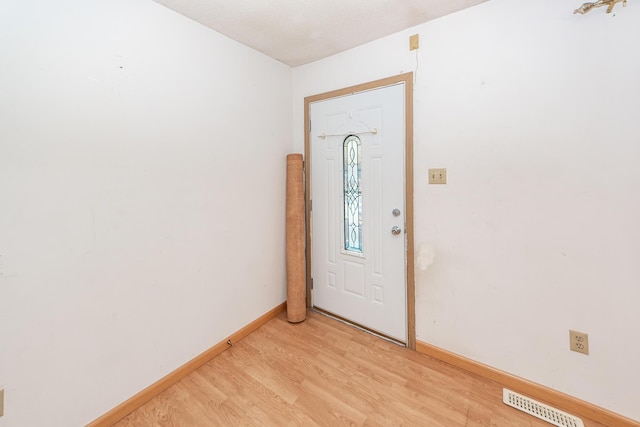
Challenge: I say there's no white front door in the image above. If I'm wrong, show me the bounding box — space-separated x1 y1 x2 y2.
310 83 406 342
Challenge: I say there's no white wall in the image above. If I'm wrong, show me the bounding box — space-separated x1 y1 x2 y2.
0 0 292 425
293 0 640 420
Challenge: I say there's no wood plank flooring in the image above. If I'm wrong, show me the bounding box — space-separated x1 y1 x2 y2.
114 311 606 426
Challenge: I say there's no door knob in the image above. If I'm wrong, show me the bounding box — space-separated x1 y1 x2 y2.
391 226 402 235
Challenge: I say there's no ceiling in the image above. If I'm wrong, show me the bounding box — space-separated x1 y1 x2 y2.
152 0 490 67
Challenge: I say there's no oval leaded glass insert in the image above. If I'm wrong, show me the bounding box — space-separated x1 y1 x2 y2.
343 135 362 253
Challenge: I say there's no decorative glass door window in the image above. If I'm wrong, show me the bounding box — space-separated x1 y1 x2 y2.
343 135 363 253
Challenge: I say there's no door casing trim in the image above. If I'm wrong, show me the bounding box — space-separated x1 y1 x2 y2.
304 73 415 350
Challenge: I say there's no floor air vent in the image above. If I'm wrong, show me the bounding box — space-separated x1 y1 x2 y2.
503 389 584 427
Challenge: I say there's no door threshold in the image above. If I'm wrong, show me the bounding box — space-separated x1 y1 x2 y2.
310 307 406 347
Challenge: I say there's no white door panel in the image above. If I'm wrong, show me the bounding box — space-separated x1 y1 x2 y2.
310 83 406 342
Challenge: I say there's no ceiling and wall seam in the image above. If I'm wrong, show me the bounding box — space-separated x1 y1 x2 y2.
152 0 490 66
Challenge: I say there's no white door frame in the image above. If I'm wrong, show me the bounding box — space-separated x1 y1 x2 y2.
304 73 415 350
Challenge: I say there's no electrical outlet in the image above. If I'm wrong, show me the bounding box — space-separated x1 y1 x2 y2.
410 34 419 50
0 388 4 417
569 330 589 355
429 168 447 184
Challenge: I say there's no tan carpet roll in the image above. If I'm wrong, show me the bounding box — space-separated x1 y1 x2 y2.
286 153 306 323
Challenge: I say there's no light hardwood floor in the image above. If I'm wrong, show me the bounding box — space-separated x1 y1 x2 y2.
114 311 606 426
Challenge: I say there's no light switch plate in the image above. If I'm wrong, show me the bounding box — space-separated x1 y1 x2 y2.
429 168 447 184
